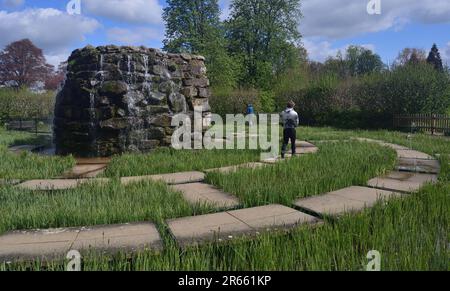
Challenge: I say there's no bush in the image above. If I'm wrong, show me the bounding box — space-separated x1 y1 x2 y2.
0 88 55 122
210 87 261 117
259 91 276 113
353 63 450 115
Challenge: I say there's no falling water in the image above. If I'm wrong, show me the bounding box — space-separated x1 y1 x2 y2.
142 54 152 104
124 55 138 115
127 55 133 84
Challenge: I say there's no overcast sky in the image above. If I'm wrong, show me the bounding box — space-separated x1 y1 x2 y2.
1 0 449 67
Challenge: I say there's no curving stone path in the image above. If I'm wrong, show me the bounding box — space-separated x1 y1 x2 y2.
17 178 110 191
121 171 205 186
0 222 162 262
294 186 403 216
170 183 240 209
0 139 441 261
167 204 321 247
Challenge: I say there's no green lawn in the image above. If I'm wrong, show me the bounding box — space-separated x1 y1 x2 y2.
104 148 261 177
207 141 396 207
0 127 448 271
0 130 74 180
0 180 215 236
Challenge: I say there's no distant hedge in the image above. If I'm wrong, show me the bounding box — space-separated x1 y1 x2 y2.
0 88 55 122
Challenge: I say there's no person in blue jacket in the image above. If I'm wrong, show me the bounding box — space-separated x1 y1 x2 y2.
246 104 255 126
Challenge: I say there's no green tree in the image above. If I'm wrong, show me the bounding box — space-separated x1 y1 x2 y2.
394 48 427 67
346 46 384 76
427 44 444 72
163 0 238 89
226 0 302 88
163 0 221 53
323 46 384 78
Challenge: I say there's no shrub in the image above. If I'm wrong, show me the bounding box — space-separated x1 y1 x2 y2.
0 88 55 122
210 87 261 117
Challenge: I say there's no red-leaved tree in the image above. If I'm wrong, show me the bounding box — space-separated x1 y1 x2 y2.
0 39 53 88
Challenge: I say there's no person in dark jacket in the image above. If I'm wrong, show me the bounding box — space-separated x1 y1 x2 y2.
280 101 299 158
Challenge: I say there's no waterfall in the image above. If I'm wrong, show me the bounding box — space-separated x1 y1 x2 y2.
142 54 152 104
98 54 105 85
127 55 132 84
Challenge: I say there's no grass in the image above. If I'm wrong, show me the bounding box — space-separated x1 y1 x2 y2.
104 148 261 177
207 141 397 207
3 183 448 271
0 130 74 180
0 179 214 235
0 126 448 271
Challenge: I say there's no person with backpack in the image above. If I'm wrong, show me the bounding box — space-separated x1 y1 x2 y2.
280 101 299 158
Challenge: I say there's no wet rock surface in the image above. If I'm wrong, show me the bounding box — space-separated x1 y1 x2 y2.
54 45 211 157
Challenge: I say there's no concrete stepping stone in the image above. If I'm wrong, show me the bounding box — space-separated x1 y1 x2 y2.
71 222 162 253
0 222 162 262
171 183 240 208
16 178 109 191
295 141 316 148
0 179 22 186
379 143 409 150
294 186 402 216
396 149 434 160
121 171 205 186
0 228 78 262
368 171 438 193
396 158 440 174
205 162 267 174
167 205 320 247
62 164 107 179
228 204 321 230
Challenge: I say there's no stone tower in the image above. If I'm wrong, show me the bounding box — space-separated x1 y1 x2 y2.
54 45 211 157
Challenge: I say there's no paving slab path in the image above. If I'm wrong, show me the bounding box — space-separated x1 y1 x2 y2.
294 186 402 216
2 138 442 262
396 158 440 174
167 205 321 247
121 171 205 186
171 183 240 209
0 222 161 262
17 178 109 191
62 164 108 179
396 149 435 160
367 171 438 193
0 179 22 186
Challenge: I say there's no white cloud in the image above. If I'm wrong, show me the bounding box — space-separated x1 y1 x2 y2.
107 27 163 45
0 8 100 55
45 52 71 68
303 38 376 62
84 0 163 25
301 0 450 39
